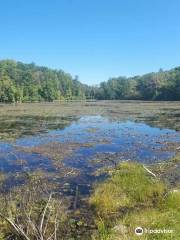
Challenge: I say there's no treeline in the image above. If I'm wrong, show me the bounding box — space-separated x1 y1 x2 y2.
95 68 180 100
0 60 180 102
0 60 88 102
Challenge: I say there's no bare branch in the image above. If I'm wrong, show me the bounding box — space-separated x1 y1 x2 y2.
39 193 53 234
143 165 156 178
0 213 31 240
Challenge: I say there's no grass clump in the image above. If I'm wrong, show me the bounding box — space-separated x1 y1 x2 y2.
118 191 180 239
92 218 112 240
90 161 180 239
90 162 166 217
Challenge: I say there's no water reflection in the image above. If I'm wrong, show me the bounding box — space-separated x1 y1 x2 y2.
0 116 179 175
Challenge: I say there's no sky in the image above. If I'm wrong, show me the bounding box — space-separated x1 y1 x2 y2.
0 0 180 85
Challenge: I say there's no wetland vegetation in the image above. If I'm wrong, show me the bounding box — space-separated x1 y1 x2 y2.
0 101 179 239
1 0 180 238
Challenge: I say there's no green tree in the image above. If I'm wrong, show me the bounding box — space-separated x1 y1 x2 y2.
0 75 16 102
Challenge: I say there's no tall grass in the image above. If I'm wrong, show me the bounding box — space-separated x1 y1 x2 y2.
90 161 179 240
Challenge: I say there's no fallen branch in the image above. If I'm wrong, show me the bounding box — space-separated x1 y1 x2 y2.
40 193 53 234
143 165 156 178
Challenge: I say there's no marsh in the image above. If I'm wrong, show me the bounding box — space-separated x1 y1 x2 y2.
0 101 180 239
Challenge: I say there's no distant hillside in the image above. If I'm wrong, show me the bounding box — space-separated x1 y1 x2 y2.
0 60 90 102
0 60 180 102
95 67 180 100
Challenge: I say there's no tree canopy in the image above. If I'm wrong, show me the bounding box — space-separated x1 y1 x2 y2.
0 60 180 102
95 68 180 100
0 60 87 102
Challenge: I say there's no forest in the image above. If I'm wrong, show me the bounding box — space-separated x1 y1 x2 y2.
0 60 87 102
95 68 180 100
0 59 180 102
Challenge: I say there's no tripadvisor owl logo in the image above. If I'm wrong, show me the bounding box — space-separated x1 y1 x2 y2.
135 227 144 235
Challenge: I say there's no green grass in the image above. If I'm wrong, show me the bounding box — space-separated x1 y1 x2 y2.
90 162 166 217
119 191 180 240
90 161 180 240
92 218 112 240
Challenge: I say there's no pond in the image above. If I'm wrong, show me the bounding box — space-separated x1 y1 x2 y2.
0 115 180 194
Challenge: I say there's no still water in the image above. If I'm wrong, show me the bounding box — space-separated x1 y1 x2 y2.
0 115 179 174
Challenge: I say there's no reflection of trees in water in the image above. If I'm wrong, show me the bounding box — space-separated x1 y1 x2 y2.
0 115 77 140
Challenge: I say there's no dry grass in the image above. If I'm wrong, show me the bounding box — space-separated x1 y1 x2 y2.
0 100 179 122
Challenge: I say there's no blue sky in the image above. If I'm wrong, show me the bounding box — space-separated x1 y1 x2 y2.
0 0 180 84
